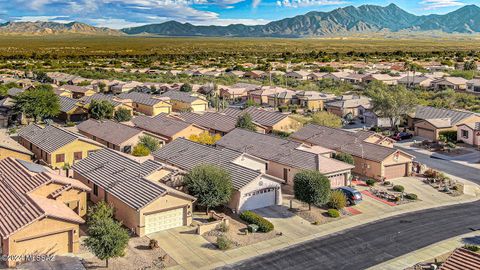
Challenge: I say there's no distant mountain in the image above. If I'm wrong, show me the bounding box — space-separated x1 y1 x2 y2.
121 4 480 37
0 21 120 35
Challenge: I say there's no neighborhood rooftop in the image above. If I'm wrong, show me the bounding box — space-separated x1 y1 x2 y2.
411 106 477 125
222 107 289 127
177 112 237 133
132 114 194 138
77 119 143 146
118 92 170 106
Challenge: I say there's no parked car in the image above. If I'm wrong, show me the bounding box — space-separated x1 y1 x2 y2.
391 132 413 141
336 187 363 205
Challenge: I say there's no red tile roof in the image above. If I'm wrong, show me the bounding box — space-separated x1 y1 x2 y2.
440 248 480 270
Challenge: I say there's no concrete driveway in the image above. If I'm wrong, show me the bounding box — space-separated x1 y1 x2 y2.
16 256 85 270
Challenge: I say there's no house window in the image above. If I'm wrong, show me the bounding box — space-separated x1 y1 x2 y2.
56 153 65 163
93 184 98 196
462 130 469 139
74 151 83 160
123 145 132 153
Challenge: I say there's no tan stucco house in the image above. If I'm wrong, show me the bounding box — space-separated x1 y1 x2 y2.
132 114 205 142
73 148 196 236
0 158 89 268
457 122 480 148
291 124 414 180
118 92 172 116
222 107 302 133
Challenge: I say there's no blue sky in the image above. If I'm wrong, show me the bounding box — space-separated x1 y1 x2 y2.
0 0 477 29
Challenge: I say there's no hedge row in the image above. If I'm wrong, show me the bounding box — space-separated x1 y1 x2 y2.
239 211 274 232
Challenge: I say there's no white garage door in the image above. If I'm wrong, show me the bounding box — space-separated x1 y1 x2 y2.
240 188 276 212
328 174 346 188
144 208 184 235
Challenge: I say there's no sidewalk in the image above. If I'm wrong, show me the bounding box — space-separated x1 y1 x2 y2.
158 177 480 270
368 231 480 270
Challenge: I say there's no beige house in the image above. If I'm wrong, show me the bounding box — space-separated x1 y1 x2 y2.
0 158 90 268
222 107 302 133
408 106 480 141
431 77 468 91
326 96 372 118
77 119 165 153
160 91 208 112
176 112 268 135
153 138 283 213
118 92 172 116
73 148 195 236
132 114 205 142
362 74 399 85
296 91 336 112
457 122 480 148
291 124 414 180
217 129 355 190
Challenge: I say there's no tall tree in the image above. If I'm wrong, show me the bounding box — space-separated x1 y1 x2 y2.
13 84 60 123
184 164 232 213
89 100 114 120
365 81 417 131
235 113 257 131
84 202 129 268
310 111 342 128
293 170 331 211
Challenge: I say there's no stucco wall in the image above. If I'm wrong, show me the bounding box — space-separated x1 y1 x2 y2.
32 183 88 217
50 140 102 169
0 147 31 161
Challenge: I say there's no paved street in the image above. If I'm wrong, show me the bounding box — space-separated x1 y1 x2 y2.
221 201 480 270
397 146 480 183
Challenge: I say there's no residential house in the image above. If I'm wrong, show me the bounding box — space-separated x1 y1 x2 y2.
326 96 372 118
267 90 298 107
59 85 96 99
457 122 480 148
58 96 89 122
217 129 354 189
285 70 310 80
307 72 328 81
0 158 89 267
110 81 143 94
77 119 164 153
17 124 103 169
46 72 86 85
153 138 283 213
176 111 267 135
341 73 368 84
118 92 172 116
243 70 265 79
73 148 195 236
132 114 205 142
0 97 17 127
225 70 245 78
362 74 398 85
296 91 336 111
218 83 260 100
0 131 32 161
222 107 302 133
431 77 468 91
291 124 413 180
408 106 480 141
360 106 398 128
466 79 480 94
248 86 291 105
398 75 433 88
160 91 208 112
79 93 134 115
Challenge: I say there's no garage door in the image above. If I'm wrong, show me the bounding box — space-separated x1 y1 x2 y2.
15 231 71 255
384 164 407 180
240 188 276 212
328 174 346 188
416 127 435 140
144 208 184 235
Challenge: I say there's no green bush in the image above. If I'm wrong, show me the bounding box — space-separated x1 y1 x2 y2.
216 235 232 250
446 142 456 149
239 211 274 232
333 153 355 165
65 121 76 127
463 245 480 252
218 222 229 233
366 179 376 186
439 130 457 143
383 181 391 186
327 209 340 218
393 185 405 192
132 144 150 157
405 193 418 200
328 190 347 210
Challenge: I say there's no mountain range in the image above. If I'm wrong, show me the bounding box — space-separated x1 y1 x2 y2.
2 4 480 37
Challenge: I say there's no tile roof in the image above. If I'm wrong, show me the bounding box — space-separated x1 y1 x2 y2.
80 93 123 107
60 85 93 93
217 128 353 174
152 138 261 190
326 97 372 109
0 158 87 239
291 124 403 162
118 92 170 106
160 91 206 103
459 122 480 130
77 119 143 146
0 131 32 155
59 96 80 113
222 107 289 127
411 106 477 126
28 194 84 224
132 114 193 138
18 124 90 154
177 112 236 133
73 148 184 210
439 248 480 270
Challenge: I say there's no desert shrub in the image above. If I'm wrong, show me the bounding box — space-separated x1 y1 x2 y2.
446 142 456 149
405 193 418 200
132 144 150 157
328 190 347 210
439 130 457 143
393 185 405 192
383 181 391 186
216 235 232 250
149 239 159 249
327 209 340 218
333 153 355 165
65 121 76 127
366 179 376 186
464 245 480 252
218 222 230 233
239 211 274 232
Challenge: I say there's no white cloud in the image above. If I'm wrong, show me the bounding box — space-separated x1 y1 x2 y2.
420 0 465 10
276 0 346 8
252 0 261 8
13 15 71 22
